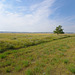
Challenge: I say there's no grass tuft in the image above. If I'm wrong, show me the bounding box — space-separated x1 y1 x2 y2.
25 69 33 75
14 66 22 72
22 61 29 67
0 54 7 59
5 67 11 73
63 59 69 64
67 63 75 74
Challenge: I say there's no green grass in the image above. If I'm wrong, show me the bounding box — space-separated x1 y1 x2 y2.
14 65 22 72
0 33 74 53
63 59 69 64
45 66 51 75
22 61 29 67
0 33 75 75
5 66 12 73
25 69 33 75
67 63 75 74
0 53 7 59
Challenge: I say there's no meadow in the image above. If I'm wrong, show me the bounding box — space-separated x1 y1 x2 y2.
0 33 75 75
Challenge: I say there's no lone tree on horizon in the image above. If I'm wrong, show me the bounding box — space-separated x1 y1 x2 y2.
53 25 64 34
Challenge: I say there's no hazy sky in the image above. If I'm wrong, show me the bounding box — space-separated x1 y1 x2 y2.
0 0 75 32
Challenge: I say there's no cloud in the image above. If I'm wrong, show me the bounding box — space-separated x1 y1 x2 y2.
1 0 6 2
0 0 75 32
0 0 57 32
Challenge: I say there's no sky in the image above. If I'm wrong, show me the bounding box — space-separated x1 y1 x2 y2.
0 0 75 32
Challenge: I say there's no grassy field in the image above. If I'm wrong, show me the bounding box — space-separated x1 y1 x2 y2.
0 33 75 75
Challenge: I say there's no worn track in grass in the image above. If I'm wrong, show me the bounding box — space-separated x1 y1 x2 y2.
0 34 75 75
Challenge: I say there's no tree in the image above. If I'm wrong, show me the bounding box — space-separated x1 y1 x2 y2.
53 25 64 34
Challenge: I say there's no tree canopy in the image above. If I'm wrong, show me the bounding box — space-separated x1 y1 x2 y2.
53 25 64 34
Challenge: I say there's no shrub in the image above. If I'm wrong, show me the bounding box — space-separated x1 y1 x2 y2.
53 25 64 34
